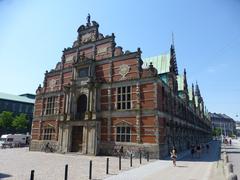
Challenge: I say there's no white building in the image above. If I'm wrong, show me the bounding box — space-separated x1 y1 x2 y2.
209 113 236 136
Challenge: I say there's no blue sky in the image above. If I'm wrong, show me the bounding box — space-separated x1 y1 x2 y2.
0 0 240 120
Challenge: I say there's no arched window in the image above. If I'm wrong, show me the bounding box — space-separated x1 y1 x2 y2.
76 94 87 120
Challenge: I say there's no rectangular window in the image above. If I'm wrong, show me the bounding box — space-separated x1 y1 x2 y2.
116 126 131 142
79 67 89 77
42 127 55 140
45 97 56 115
117 86 131 110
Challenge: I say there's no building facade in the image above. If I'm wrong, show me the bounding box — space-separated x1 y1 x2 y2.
30 16 211 158
236 121 240 137
0 92 35 134
210 112 236 137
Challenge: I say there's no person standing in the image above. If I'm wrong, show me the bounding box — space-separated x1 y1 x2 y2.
119 146 124 156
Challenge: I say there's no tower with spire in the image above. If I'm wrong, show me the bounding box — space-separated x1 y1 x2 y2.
177 68 189 104
168 35 178 94
195 82 204 117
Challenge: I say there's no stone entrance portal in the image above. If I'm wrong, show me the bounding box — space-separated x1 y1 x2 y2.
71 126 83 152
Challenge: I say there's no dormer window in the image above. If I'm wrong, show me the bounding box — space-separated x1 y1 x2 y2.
79 67 89 77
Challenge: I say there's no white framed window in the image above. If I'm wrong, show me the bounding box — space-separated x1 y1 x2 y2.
42 127 55 140
117 86 131 110
45 97 56 115
116 126 131 142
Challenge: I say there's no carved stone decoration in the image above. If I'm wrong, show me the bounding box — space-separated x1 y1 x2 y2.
119 64 130 80
49 79 56 91
81 32 95 43
97 47 108 54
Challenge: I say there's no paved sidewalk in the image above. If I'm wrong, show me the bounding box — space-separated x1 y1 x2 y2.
223 139 240 178
0 148 154 180
106 141 225 180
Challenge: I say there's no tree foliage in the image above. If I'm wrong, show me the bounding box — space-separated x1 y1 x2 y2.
212 128 221 137
0 111 14 133
0 111 28 134
12 113 28 132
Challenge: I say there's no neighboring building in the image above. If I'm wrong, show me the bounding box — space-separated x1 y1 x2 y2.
0 92 35 134
235 121 240 137
30 15 211 158
209 113 236 136
20 93 36 100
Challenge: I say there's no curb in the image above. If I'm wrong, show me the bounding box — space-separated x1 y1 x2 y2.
222 143 238 180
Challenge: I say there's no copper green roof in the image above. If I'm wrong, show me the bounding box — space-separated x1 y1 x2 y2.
0 92 35 104
143 53 171 74
177 75 184 91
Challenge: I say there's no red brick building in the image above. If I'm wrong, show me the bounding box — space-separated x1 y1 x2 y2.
30 15 211 158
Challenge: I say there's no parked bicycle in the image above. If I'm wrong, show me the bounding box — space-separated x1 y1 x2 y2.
123 149 137 159
112 145 124 157
41 142 56 153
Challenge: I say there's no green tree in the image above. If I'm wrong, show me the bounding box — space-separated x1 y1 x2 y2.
0 111 14 133
12 113 28 133
212 128 221 137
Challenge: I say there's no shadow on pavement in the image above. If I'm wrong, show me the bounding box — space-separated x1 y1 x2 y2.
164 140 221 163
0 173 12 179
225 151 240 154
223 147 239 150
176 165 188 168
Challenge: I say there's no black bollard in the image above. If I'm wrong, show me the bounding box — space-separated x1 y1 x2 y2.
30 170 34 180
119 155 121 170
89 160 92 179
147 152 149 162
64 164 68 180
106 158 109 174
130 154 132 167
140 152 142 164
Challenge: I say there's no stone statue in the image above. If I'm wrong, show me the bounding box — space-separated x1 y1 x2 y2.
87 13 91 26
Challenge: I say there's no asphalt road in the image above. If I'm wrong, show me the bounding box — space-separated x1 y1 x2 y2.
106 140 225 180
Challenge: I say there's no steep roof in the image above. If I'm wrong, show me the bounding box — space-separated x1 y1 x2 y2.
220 114 232 119
143 54 171 74
209 113 234 121
0 92 35 104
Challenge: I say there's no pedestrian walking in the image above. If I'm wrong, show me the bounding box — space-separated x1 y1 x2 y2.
224 138 228 145
196 144 201 158
191 144 195 158
201 144 205 153
170 147 177 167
206 144 209 153
229 139 232 146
